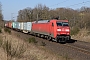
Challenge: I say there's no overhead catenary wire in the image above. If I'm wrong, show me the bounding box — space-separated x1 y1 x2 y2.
66 0 90 7
49 0 69 7
49 0 90 8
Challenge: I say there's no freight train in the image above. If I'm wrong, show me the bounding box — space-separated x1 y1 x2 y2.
4 19 71 43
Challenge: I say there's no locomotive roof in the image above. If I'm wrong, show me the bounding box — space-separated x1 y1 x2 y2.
32 20 49 23
50 19 68 22
56 20 68 22
38 20 49 23
32 19 68 23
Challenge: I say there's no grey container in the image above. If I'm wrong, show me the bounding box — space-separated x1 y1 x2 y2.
23 22 27 30
20 22 24 30
27 22 32 32
12 22 19 29
18 22 20 29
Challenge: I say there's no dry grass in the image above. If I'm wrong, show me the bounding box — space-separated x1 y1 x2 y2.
72 29 90 42
0 28 66 60
0 35 7 60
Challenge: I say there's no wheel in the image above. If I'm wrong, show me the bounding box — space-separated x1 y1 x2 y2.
47 36 52 41
56 38 59 43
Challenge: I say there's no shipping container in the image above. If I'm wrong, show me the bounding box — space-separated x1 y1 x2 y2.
8 22 12 28
12 22 16 28
23 22 27 30
12 22 19 29
16 22 19 29
18 22 20 29
4 22 9 27
20 22 24 30
27 22 32 31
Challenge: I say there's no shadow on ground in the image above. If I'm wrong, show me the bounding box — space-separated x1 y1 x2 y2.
66 39 77 43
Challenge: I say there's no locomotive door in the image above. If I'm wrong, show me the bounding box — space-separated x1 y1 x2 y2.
49 22 54 37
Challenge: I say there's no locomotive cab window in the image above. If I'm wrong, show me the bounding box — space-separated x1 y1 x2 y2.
57 22 69 26
57 22 62 26
63 22 68 26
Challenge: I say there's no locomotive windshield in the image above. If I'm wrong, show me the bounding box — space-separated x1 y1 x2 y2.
57 22 69 26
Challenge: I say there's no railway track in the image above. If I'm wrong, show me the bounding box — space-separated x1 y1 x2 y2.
64 43 90 56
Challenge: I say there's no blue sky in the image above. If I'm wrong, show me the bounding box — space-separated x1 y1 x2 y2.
0 0 90 20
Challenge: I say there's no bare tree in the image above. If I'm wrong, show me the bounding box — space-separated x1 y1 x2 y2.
0 2 4 28
17 4 90 30
0 2 3 21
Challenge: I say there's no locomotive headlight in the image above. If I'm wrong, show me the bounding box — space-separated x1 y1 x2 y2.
66 29 69 31
57 29 61 31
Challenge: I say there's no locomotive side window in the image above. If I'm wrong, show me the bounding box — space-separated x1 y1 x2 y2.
52 23 54 26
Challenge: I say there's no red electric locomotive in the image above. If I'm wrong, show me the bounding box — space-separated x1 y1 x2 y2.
32 19 71 42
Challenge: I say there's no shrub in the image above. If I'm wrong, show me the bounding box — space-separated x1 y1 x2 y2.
4 28 8 32
70 27 80 35
28 37 37 43
3 40 26 59
0 28 2 33
64 53 70 60
11 43 26 58
0 37 3 47
87 31 90 35
17 34 20 37
8 30 11 34
40 41 46 46
3 40 11 57
4 28 11 34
